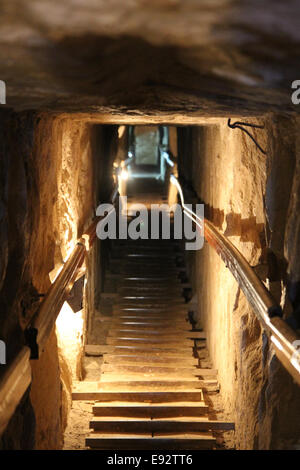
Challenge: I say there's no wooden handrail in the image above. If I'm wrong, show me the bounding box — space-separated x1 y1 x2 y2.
31 241 86 353
0 347 31 436
171 175 300 386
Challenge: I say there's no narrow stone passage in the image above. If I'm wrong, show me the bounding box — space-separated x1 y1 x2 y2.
71 188 234 450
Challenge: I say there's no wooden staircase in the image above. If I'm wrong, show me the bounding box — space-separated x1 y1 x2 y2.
73 236 234 449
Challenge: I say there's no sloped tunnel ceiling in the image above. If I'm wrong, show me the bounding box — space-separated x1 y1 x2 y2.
0 0 299 115
0 0 300 452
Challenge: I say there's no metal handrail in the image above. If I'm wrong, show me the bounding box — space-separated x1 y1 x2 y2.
0 188 119 437
170 175 300 386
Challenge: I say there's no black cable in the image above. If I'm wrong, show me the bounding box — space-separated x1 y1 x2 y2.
227 118 266 155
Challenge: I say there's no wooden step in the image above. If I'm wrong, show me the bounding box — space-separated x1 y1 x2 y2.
113 307 189 314
115 302 187 309
106 337 194 346
85 345 194 356
117 300 186 306
89 417 235 433
112 269 185 276
111 247 181 256
86 432 215 450
92 401 208 418
111 316 189 323
108 320 191 328
104 346 195 356
120 252 181 259
73 390 204 402
118 286 185 294
107 330 205 339
98 379 218 392
99 378 219 392
98 380 207 389
109 323 191 331
112 312 189 319
118 295 185 301
119 294 184 299
119 277 182 283
119 282 191 289
101 363 216 376
105 338 194 348
103 354 199 366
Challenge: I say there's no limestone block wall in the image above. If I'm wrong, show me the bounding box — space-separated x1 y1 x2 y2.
0 111 97 449
183 117 300 449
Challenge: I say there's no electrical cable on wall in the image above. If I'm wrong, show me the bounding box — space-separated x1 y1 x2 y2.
227 118 266 155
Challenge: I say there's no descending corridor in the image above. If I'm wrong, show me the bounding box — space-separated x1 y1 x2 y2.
72 187 234 450
1 1 300 452
1 121 300 450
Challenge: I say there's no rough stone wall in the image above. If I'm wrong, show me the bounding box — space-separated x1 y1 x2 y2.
0 1 299 115
186 117 300 449
0 112 96 449
0 109 37 449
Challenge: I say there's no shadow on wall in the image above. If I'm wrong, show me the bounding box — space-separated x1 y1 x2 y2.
204 204 265 249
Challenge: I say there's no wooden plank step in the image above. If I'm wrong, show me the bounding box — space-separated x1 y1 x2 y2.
119 282 189 289
113 257 182 263
106 336 194 345
117 295 185 300
98 379 218 392
105 338 194 348
104 346 195 356
110 261 179 267
95 316 189 324
89 418 235 432
99 378 219 392
112 246 181 252
118 296 184 303
113 307 188 313
113 306 188 313
113 344 193 352
114 261 183 268
115 302 187 308
118 257 183 264
115 294 187 306
112 312 189 319
108 319 191 326
111 239 181 246
85 433 215 450
101 364 216 377
117 256 182 262
118 286 185 293
112 264 182 271
117 279 184 286
123 252 181 259
111 317 189 323
108 324 191 332
103 354 199 366
85 345 193 356
112 264 180 270
107 330 205 340
114 302 187 308
111 316 189 323
114 269 185 276
111 243 182 250
73 390 204 402
92 402 208 418
98 380 207 389
119 277 182 282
